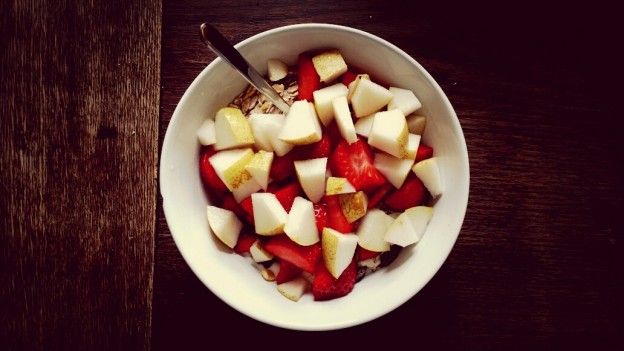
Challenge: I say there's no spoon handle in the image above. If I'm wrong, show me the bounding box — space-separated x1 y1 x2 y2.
199 23 291 113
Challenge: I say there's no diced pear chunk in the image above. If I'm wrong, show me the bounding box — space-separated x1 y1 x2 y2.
332 96 357 144
388 87 422 116
412 157 443 197
294 157 327 203
350 79 393 118
384 206 433 247
374 153 415 189
252 193 288 235
313 83 348 126
277 277 308 302
356 209 394 252
279 100 322 145
322 228 358 278
250 240 274 262
214 107 255 150
354 113 375 137
406 114 427 135
245 150 273 190
339 191 368 223
311 49 348 83
325 177 356 195
206 206 242 249
367 109 409 158
267 58 288 81
404 133 421 160
197 118 216 145
284 197 320 246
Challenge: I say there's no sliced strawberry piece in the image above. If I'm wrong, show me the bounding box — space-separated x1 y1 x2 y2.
312 260 357 301
324 195 353 233
295 132 332 159
313 202 328 233
415 144 434 163
239 196 254 223
326 121 343 146
356 247 380 261
275 260 303 284
199 146 228 194
296 54 321 101
220 194 246 219
264 236 322 273
367 182 393 209
341 70 357 86
233 232 257 255
271 182 302 212
384 175 426 211
329 139 386 191
270 153 296 183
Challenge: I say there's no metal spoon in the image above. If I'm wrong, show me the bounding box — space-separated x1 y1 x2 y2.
199 23 291 113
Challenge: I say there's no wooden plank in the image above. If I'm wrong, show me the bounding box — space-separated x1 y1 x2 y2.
0 0 161 349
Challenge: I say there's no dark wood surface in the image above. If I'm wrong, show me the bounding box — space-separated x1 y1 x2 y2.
1 0 161 349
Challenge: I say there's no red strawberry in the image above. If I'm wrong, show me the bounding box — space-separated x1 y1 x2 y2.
271 182 302 212
270 153 296 182
367 182 393 209
199 146 228 194
326 121 343 146
385 175 426 211
239 196 254 223
233 232 257 255
313 202 328 233
312 260 357 301
357 247 380 261
296 54 320 101
341 70 357 86
415 144 434 163
275 260 303 284
324 195 353 233
329 139 386 191
220 194 245 219
295 132 332 159
264 236 322 273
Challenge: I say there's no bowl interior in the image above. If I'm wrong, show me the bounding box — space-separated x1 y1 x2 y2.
160 24 469 330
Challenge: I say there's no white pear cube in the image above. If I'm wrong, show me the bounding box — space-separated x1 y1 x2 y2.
313 83 348 126
206 206 242 249
208 148 254 191
214 107 255 150
388 87 422 116
279 100 322 145
412 157 443 197
245 150 273 190
252 193 288 235
277 277 308 302
367 109 409 158
248 113 276 152
374 152 415 189
339 191 368 223
197 118 216 146
350 79 393 118
356 209 393 252
354 113 375 137
311 49 348 83
405 133 421 160
385 206 433 247
231 176 262 203
322 228 358 278
332 96 357 144
347 74 370 102
284 197 320 246
267 58 288 81
250 240 274 262
325 177 355 195
407 114 427 135
294 157 327 203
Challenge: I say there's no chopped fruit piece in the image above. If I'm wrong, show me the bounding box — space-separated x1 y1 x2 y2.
407 114 427 135
208 148 253 191
260 267 276 281
415 143 434 162
357 247 381 261
312 49 348 83
284 197 320 246
384 175 426 211
329 139 386 191
354 113 375 137
388 87 422 116
270 153 296 182
374 152 415 189
347 74 370 102
385 206 433 247
404 133 421 160
197 118 216 146
350 79 393 117
220 194 246 220
367 109 409 158
279 100 323 145
367 182 393 209
313 83 349 126
412 157 443 197
233 232 257 254
324 195 353 233
332 96 357 144
271 181 302 212
339 191 368 223
206 206 242 249
322 227 358 278
313 202 328 233
199 147 228 194
239 196 254 223
264 236 322 273
245 150 273 190
325 120 343 146
341 70 357 86
312 260 356 301
294 157 328 203
214 107 255 150
276 260 303 284
325 177 356 195
250 240 274 262
356 209 394 252
296 54 320 101
251 193 288 235
248 113 294 156
277 277 308 302
296 132 332 159
267 58 288 81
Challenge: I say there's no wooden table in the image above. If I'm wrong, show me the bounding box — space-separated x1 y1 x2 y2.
2 0 622 349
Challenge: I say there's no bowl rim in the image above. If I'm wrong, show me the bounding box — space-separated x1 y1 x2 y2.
160 23 470 330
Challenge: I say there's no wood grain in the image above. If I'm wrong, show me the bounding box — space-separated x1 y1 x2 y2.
0 0 160 349
154 0 622 349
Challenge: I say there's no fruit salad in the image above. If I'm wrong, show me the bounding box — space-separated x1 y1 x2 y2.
196 49 444 302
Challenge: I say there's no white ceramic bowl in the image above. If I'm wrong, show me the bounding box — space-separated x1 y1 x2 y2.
160 23 469 330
